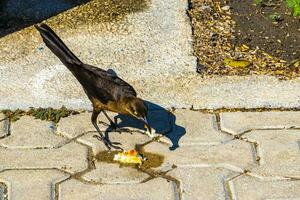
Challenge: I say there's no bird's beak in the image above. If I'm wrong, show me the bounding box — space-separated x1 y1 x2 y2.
139 116 151 132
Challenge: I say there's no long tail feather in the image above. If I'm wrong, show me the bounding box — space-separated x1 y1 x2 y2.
35 23 82 66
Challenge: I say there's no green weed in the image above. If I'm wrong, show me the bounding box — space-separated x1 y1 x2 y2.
1 106 79 123
286 0 300 16
254 0 300 16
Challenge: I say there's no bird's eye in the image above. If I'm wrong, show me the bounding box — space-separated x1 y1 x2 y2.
134 111 138 115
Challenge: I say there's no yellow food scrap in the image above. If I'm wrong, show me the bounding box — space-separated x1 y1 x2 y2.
113 149 143 165
224 58 251 68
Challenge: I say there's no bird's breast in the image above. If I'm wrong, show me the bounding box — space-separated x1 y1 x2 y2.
91 97 121 113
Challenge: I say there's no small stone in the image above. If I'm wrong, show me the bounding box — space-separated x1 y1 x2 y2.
200 5 212 12
221 5 230 11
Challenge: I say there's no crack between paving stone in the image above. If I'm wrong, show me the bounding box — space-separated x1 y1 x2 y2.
215 114 300 180
190 107 300 113
0 118 10 140
66 141 101 185
135 139 182 199
54 175 71 200
0 130 90 150
175 164 246 174
215 114 262 166
225 173 245 200
139 166 182 200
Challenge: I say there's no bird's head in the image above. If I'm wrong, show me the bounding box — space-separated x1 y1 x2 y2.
123 97 151 132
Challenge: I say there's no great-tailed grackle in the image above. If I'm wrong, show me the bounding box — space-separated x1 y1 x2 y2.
35 23 151 150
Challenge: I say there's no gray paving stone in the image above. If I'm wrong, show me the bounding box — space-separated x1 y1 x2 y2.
230 175 300 200
58 178 176 200
143 140 254 170
82 163 148 184
0 169 68 200
0 113 8 139
0 116 67 148
0 142 88 174
57 112 97 139
168 167 238 200
244 130 300 178
220 111 300 135
77 131 151 156
166 110 231 147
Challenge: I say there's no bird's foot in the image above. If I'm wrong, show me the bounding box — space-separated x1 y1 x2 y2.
108 122 131 134
144 128 156 138
93 135 123 151
109 122 119 130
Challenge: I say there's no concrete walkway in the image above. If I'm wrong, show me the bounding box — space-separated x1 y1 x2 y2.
0 110 299 199
1 0 300 110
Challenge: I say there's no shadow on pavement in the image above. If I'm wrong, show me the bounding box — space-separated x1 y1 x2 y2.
109 101 186 151
0 0 89 38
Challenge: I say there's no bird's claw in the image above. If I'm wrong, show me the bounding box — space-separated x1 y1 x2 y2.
93 135 123 151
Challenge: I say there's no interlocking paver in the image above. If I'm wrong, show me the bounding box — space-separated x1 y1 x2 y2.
0 142 88 174
82 163 148 184
77 131 150 155
244 130 300 178
168 167 238 200
58 178 176 200
57 112 98 139
0 116 67 148
144 140 254 170
220 112 300 135
230 175 300 200
0 113 8 139
166 110 231 146
0 169 68 200
1 109 299 199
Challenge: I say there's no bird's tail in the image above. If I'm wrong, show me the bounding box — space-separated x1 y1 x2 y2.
35 23 82 67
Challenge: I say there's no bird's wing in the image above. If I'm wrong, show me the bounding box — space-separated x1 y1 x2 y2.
84 64 137 96
74 64 137 104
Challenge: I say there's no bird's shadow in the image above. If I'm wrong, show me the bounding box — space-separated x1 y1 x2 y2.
106 101 186 151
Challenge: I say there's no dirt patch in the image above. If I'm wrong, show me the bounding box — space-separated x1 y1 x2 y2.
230 0 299 61
189 0 300 79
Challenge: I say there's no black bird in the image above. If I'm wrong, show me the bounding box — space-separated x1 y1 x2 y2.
35 23 151 150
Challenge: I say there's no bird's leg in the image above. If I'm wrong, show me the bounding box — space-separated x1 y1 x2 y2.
102 111 130 133
91 109 123 151
102 110 118 130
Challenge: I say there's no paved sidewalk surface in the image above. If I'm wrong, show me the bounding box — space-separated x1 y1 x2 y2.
0 0 300 200
0 110 299 200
